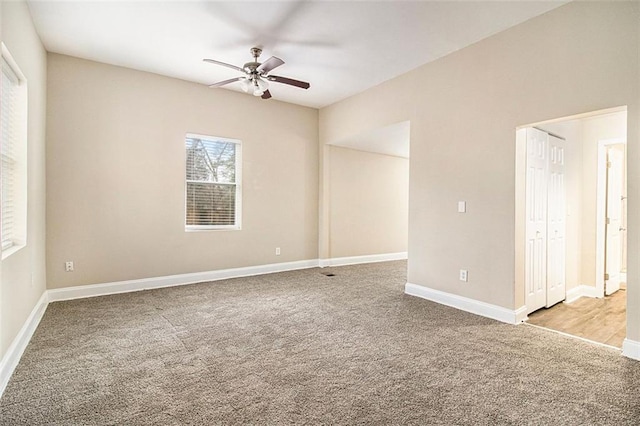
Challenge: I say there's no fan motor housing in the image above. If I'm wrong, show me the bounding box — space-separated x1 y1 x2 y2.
243 61 260 74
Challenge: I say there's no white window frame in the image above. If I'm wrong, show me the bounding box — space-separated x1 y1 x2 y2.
184 133 242 231
1 43 28 259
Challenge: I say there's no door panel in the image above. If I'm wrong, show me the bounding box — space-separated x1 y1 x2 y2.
546 136 566 307
525 128 548 314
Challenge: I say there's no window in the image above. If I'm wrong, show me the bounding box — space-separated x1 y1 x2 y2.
185 134 241 230
1 44 27 257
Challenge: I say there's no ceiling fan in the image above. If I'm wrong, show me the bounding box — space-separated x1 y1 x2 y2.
204 47 310 99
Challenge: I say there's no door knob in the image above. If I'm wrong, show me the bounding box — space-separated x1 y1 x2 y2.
619 227 627 232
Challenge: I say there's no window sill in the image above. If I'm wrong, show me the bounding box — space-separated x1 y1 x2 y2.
185 226 241 232
2 243 25 260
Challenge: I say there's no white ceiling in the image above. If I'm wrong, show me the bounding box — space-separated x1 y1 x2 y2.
27 1 567 109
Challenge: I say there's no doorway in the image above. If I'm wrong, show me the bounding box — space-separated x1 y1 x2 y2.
323 121 410 264
515 107 628 348
596 139 627 297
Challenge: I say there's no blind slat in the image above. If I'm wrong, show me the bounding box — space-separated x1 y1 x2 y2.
1 58 19 248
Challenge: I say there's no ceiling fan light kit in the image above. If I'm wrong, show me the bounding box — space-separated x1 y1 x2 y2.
238 77 267 96
204 47 310 100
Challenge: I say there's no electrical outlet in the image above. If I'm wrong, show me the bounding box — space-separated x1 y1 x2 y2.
459 269 468 282
65 261 74 272
275 247 281 256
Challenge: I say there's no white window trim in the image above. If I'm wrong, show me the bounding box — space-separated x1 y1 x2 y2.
184 133 242 231
1 43 28 260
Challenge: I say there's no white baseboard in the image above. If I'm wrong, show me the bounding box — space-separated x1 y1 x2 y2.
565 285 599 304
48 259 319 302
405 282 523 324
49 254 408 301
319 252 407 268
514 306 528 323
622 339 640 361
0 291 49 398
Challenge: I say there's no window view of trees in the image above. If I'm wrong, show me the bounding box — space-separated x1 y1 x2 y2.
185 136 238 227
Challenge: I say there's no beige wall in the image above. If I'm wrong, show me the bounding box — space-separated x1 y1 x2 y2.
319 1 640 340
0 1 48 359
46 54 318 288
328 146 408 258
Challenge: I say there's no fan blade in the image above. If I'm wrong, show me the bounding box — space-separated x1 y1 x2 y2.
257 56 284 74
203 59 244 73
208 77 243 88
267 75 310 89
261 90 272 100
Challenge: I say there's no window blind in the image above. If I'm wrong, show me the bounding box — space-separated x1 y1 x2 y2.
185 136 239 228
1 58 19 250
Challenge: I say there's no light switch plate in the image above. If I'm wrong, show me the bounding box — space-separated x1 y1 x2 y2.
458 201 466 213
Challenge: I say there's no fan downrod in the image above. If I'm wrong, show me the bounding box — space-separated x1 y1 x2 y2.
244 47 264 73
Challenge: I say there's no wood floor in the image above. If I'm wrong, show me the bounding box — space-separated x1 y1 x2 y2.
526 288 627 348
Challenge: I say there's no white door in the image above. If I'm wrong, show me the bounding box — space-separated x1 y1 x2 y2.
525 128 548 314
546 135 566 307
605 147 624 295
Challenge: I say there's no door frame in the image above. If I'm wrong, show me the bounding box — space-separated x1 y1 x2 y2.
595 137 626 298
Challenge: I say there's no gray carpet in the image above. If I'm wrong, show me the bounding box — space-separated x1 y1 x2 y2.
1 261 639 425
